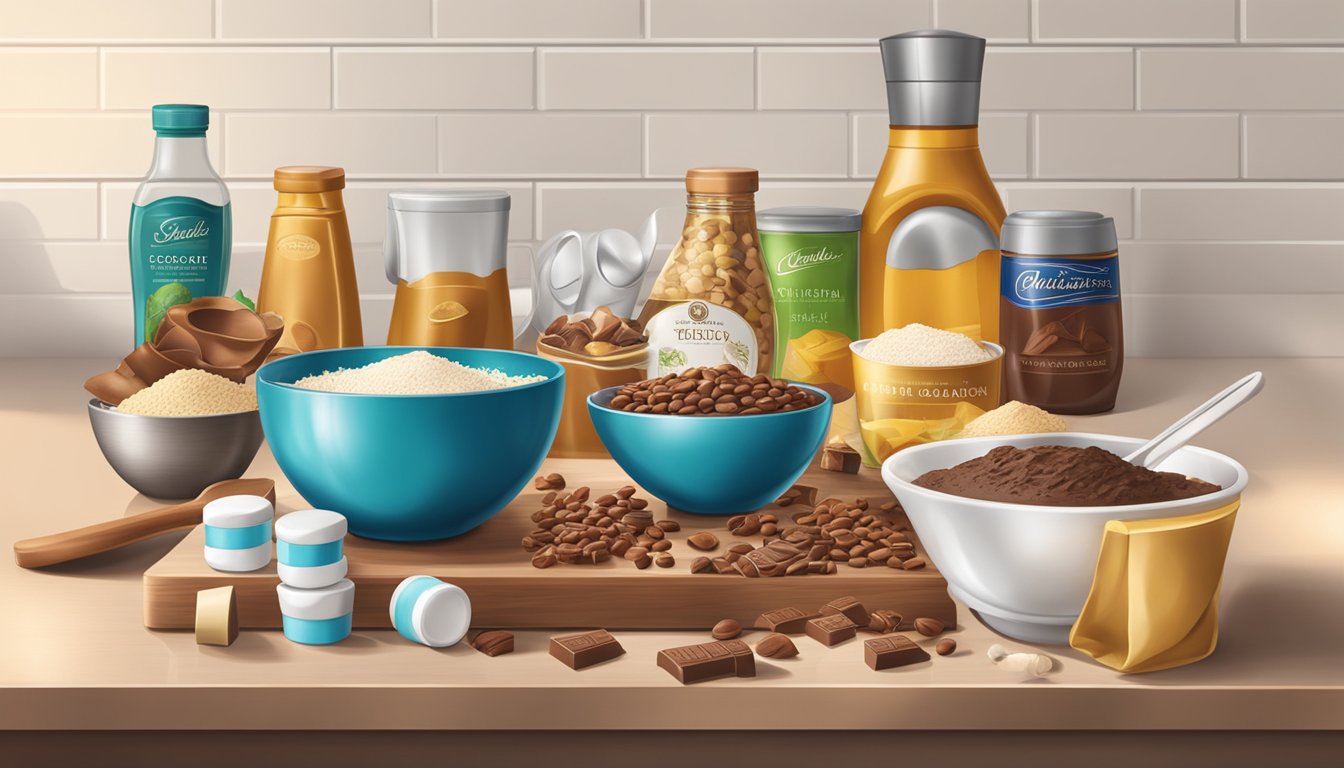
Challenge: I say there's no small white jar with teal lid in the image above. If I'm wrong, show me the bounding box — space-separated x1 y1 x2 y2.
202 495 273 572
389 575 471 648
275 509 348 589
277 578 355 645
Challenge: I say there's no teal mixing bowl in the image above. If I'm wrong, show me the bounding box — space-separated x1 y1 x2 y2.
587 385 832 515
257 347 563 541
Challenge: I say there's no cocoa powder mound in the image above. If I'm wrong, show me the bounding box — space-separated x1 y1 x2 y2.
913 444 1220 507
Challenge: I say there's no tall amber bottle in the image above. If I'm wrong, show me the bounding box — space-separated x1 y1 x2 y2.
861 30 1006 343
258 166 363 353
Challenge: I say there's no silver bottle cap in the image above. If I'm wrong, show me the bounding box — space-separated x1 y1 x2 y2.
1001 210 1118 256
758 206 862 233
879 29 985 127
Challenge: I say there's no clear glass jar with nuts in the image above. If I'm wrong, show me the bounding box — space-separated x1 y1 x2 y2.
638 168 774 376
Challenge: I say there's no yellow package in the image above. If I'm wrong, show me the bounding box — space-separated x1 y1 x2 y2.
1069 501 1239 674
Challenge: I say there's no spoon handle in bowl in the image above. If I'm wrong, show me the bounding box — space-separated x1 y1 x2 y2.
13 501 205 569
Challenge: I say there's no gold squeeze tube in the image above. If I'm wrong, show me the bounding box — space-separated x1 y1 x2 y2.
537 341 648 458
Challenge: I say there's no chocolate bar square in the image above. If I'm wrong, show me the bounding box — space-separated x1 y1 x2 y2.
549 629 625 670
657 640 756 684
754 607 821 634
805 614 857 646
819 596 869 627
864 635 931 671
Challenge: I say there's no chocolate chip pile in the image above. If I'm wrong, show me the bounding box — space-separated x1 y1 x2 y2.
605 364 824 416
523 473 678 570
689 490 922 576
539 305 647 357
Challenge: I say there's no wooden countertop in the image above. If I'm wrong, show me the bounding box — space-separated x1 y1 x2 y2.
2 358 1342 732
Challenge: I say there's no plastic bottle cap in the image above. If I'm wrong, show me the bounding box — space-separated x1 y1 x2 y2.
151 104 209 137
277 579 356 621
275 509 348 545
274 166 346 193
685 167 759 195
202 495 274 528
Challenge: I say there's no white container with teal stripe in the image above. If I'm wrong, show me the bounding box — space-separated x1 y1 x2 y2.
390 575 471 648
275 509 348 589
202 494 273 572
277 578 355 645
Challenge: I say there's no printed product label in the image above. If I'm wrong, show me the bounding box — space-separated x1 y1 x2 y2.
1001 255 1120 310
130 196 231 344
644 300 759 375
759 230 859 381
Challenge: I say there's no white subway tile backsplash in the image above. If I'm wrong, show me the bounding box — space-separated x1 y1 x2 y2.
0 184 99 240
852 113 1030 179
436 0 642 40
225 114 438 177
336 48 534 110
103 48 332 110
1001 184 1134 238
541 48 754 110
646 113 849 178
1139 185 1344 240
0 50 97 110
1140 49 1344 110
0 5 1341 358
1034 0 1236 42
1120 242 1344 294
219 0 432 39
0 114 219 178
937 0 1030 43
648 0 930 40
982 49 1134 110
1243 0 1344 42
438 114 641 177
758 48 883 111
0 0 212 41
1036 114 1240 180
1244 115 1344 180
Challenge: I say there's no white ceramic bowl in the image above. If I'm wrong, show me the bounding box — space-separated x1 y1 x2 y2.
881 433 1247 645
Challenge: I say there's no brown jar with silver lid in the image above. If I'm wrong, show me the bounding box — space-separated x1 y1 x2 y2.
999 210 1122 414
638 168 774 375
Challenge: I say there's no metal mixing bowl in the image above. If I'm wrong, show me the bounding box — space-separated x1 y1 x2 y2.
87 399 265 500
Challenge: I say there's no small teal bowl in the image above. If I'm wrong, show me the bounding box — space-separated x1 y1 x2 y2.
587 385 832 516
257 347 563 541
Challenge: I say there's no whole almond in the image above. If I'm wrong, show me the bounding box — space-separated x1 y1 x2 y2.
687 532 720 551
712 619 742 640
755 633 799 659
655 553 675 568
624 546 649 561
868 610 902 634
936 638 957 656
655 519 681 532
902 556 927 571
914 617 946 637
634 552 653 569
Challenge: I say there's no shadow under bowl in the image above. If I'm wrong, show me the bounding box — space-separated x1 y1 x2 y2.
256 346 564 542
587 384 832 516
87 399 264 500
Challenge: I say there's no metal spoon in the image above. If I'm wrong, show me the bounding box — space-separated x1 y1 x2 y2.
1124 372 1264 470
13 477 275 569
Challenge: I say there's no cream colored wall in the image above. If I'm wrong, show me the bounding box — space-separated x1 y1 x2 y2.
0 0 1340 356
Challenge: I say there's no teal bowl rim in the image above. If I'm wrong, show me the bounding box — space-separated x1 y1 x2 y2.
256 346 565 400
88 398 261 422
588 382 833 419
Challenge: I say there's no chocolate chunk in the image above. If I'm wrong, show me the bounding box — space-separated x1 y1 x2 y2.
820 443 861 474
819 596 869 627
753 607 820 634
471 630 514 657
736 540 804 577
657 639 756 684
864 635 931 670
805 614 857 646
549 629 625 670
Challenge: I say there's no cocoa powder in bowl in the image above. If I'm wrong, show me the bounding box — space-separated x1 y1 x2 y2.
913 444 1219 506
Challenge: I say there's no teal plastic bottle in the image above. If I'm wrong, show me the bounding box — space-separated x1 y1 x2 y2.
129 104 231 345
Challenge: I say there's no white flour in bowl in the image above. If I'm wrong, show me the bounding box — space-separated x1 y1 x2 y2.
861 323 993 367
292 351 546 395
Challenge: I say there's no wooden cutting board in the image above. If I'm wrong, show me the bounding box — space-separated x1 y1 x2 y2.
143 458 956 631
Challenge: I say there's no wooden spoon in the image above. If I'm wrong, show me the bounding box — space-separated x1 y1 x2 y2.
13 477 276 569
